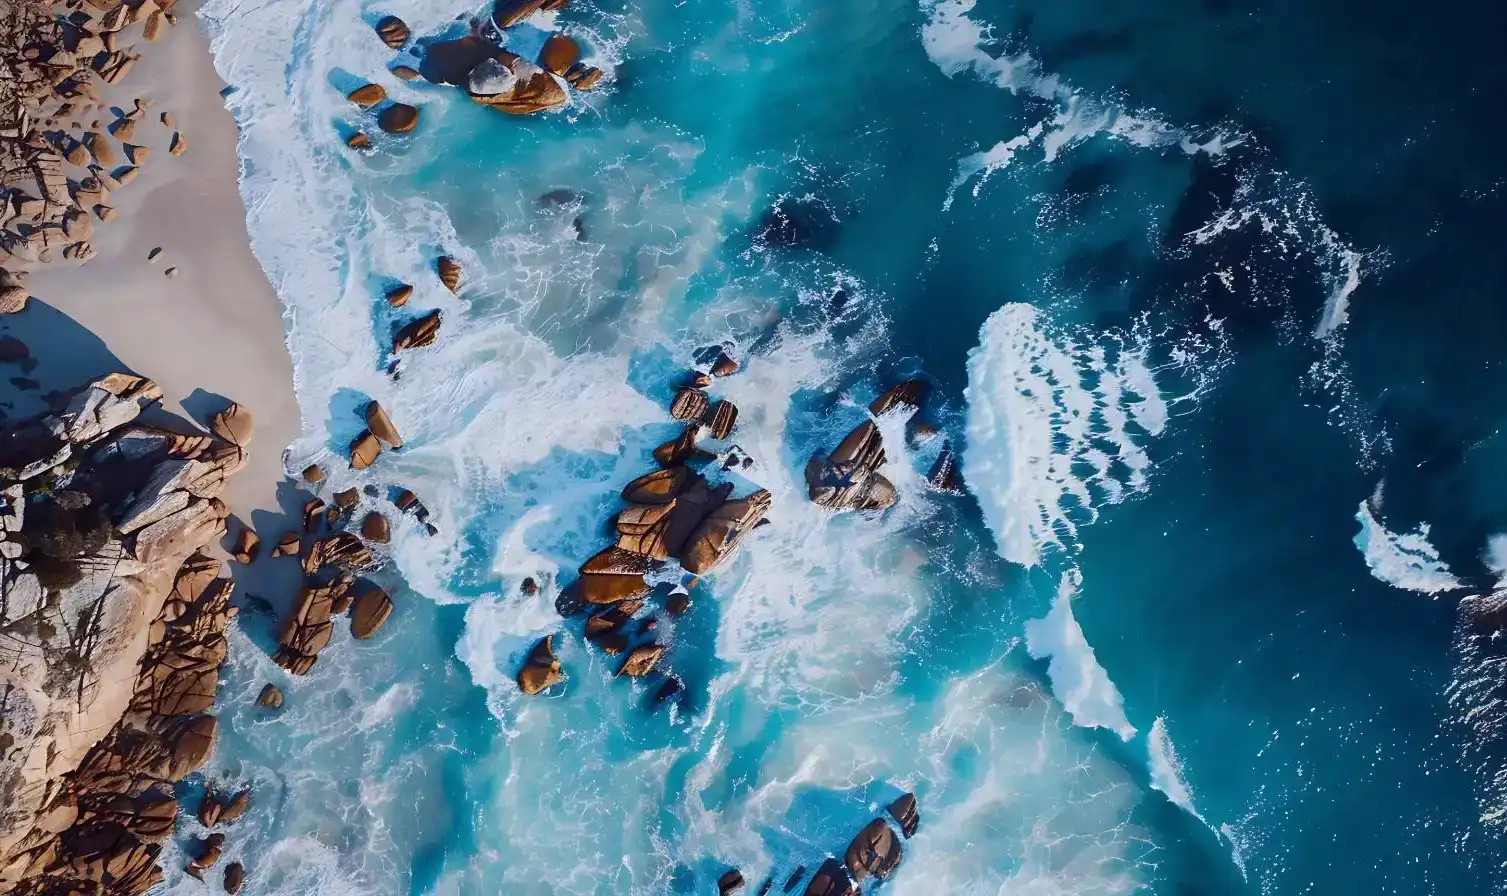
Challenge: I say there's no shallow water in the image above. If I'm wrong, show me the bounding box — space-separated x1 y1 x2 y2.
188 0 1507 892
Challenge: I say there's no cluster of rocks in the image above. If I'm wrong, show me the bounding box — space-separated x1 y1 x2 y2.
805 379 962 512
353 0 604 143
0 0 186 288
518 347 769 697
0 373 252 893
719 793 920 896
378 253 458 376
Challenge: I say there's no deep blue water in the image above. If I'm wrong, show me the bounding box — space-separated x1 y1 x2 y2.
189 0 1507 893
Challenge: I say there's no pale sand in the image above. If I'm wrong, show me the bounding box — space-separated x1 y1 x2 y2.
19 2 298 522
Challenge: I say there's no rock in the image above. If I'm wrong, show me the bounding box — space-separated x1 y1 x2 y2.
886 792 919 838
211 402 254 445
392 64 420 80
360 511 389 543
806 421 895 513
350 586 393 638
303 498 327 532
844 818 902 881
468 58 568 114
783 867 807 892
333 488 359 509
0 285 27 314
521 576 539 595
563 61 603 90
164 265 178 278
622 466 690 505
365 400 403 448
187 832 225 878
64 138 90 166
148 246 164 262
378 102 419 133
803 858 858 896
348 83 386 107
257 683 284 708
115 165 141 185
386 283 412 306
670 388 708 422
870 379 929 416
198 791 222 827
230 526 259 563
94 203 116 221
375 15 410 48
491 0 569 29
169 131 186 156
86 130 118 164
718 870 745 895
678 489 771 575
436 255 461 292
219 789 251 824
654 676 682 703
302 463 325 483
349 429 381 469
706 399 738 439
110 116 136 140
615 500 677 559
927 448 963 495
578 546 653 605
272 530 301 558
162 111 175 128
538 33 581 75
346 131 371 150
666 591 691 615
517 634 565 694
710 351 740 377
224 862 246 894
617 643 665 678
393 309 442 351
653 425 708 467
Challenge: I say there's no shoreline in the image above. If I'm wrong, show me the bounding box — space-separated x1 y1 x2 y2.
15 0 297 524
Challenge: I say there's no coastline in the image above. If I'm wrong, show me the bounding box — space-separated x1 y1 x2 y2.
19 0 296 523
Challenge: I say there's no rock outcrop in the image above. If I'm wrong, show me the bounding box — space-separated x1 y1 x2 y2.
0 374 247 894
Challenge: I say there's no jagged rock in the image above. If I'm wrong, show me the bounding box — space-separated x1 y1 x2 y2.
350 586 392 638
467 57 568 115
492 0 570 29
670 388 708 422
210 402 253 445
678 489 771 575
870 379 928 416
224 861 246 894
538 33 580 76
272 530 300 557
349 429 380 469
53 372 162 443
394 309 442 351
718 869 745 895
617 643 665 678
436 255 461 292
706 399 738 439
563 61 603 90
64 138 90 166
256 683 284 708
517 634 565 694
806 421 895 513
887 793 919 838
378 102 419 133
347 131 371 150
360 511 389 543
386 283 412 306
803 859 858 896
302 463 325 484
844 818 902 880
375 15 410 48
365 400 403 448
230 526 259 563
348 83 386 107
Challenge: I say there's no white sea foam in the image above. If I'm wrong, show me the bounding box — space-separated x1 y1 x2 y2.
1353 491 1461 596
1023 573 1136 740
1148 715 1203 822
964 303 1166 568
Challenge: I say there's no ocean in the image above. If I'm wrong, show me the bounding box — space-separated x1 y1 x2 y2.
181 0 1507 892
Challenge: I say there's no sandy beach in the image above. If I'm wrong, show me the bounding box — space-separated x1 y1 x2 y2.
11 0 296 523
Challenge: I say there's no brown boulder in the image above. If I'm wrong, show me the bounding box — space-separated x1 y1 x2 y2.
392 64 421 80
302 463 326 484
706 399 738 439
386 283 413 306
347 131 372 150
375 15 410 48
718 870 745 895
564 61 603 90
211 402 254 445
351 586 393 638
225 862 246 894
186 833 225 878
436 255 462 292
256 683 284 708
887 792 919 838
361 511 390 543
493 0 569 29
219 790 251 824
538 33 581 76
804 858 858 896
617 643 665 677
394 308 442 351
870 379 929 416
844 818 902 880
378 102 420 133
366 400 403 447
621 466 690 505
710 350 740 377
670 387 708 421
469 63 569 115
653 425 708 466
348 83 386 107
517 634 565 694
231 526 259 564
349 429 381 469
335 487 360 509
167 715 219 778
677 489 771 575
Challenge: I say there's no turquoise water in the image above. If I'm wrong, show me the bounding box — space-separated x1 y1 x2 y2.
183 0 1507 892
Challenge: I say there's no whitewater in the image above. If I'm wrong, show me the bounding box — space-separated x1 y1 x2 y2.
173 0 1507 893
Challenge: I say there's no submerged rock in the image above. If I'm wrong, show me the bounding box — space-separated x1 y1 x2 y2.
256 683 284 709
378 102 419 134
